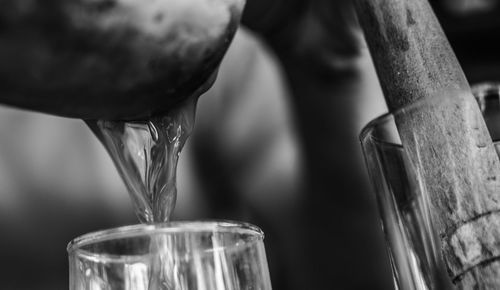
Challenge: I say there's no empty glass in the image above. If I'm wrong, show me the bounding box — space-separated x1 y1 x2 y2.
67 221 272 290
360 83 500 290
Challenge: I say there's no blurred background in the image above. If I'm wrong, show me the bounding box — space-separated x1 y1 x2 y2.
0 0 498 289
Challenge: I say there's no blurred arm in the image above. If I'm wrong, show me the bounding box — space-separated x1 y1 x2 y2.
193 28 303 216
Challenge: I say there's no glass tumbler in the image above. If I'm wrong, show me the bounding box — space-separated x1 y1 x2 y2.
360 83 500 290
67 221 272 290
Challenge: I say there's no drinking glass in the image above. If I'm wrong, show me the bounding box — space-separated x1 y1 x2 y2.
67 221 272 290
360 83 500 290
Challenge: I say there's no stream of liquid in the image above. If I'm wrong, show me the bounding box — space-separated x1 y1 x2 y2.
87 96 197 223
86 94 200 289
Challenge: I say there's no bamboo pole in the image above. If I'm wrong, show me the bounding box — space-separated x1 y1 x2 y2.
355 0 500 288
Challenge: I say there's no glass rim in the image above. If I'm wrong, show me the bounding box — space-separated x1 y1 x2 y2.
67 220 264 255
360 82 500 144
471 81 500 100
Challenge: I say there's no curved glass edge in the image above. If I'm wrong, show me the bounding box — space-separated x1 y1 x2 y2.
360 83 500 145
67 220 264 254
471 81 500 100
359 111 391 144
358 94 452 146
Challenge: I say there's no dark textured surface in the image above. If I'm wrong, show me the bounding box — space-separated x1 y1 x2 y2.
0 0 242 120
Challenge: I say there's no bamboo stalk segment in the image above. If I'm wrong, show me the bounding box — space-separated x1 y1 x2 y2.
354 0 500 288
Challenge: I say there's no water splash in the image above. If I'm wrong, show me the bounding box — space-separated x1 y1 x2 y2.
87 97 197 223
